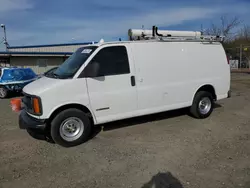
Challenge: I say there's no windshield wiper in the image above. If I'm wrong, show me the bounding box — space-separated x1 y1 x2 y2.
52 72 73 79
59 74 73 79
52 72 60 78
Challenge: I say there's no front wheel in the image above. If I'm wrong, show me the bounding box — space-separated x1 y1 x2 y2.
190 91 214 119
0 86 8 99
50 108 92 147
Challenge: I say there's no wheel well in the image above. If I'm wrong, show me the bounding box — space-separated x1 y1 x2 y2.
47 104 94 128
196 85 217 100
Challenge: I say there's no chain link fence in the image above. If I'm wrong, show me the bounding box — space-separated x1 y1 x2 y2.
226 45 250 70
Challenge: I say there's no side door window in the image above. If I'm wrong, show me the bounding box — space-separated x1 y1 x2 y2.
88 46 130 77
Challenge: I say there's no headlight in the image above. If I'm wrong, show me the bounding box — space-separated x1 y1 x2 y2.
23 93 42 116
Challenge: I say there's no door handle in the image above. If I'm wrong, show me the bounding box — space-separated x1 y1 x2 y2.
131 76 136 86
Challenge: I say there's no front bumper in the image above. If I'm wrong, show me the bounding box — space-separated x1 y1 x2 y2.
19 110 46 130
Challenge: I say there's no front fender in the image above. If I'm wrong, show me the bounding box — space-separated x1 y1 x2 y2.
47 102 97 124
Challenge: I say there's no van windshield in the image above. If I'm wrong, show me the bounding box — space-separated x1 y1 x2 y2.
49 46 98 79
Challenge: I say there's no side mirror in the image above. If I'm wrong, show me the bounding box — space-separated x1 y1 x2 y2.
83 61 101 78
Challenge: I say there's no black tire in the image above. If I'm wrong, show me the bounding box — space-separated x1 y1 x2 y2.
50 108 92 147
0 86 8 99
190 91 214 119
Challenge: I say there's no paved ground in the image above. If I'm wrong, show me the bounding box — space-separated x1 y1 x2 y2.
0 73 250 188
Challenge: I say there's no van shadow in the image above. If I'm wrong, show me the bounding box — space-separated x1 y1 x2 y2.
91 103 221 139
141 172 184 188
26 129 55 144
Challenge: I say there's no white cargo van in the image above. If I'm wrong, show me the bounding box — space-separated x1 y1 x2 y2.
19 26 231 147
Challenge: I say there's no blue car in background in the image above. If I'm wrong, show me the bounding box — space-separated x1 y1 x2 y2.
0 67 37 98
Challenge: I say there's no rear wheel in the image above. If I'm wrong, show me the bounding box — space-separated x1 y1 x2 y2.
50 108 92 147
190 91 214 119
0 86 8 99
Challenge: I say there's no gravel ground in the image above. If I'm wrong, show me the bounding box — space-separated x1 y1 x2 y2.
0 73 250 188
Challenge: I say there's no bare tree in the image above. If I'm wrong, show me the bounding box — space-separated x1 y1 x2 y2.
204 15 241 41
230 25 250 68
237 25 250 40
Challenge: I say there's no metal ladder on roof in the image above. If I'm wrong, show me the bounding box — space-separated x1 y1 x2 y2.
128 26 225 43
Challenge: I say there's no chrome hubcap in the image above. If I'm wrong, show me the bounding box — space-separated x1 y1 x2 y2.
59 117 84 142
198 97 211 115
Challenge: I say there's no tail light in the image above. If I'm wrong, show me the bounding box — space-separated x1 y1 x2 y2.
227 56 230 64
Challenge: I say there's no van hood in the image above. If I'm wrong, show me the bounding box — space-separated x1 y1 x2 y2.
22 76 67 96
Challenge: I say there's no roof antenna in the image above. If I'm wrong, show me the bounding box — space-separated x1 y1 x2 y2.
200 24 204 35
98 38 104 44
141 25 146 38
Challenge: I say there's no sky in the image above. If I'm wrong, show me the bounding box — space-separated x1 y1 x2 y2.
0 0 250 50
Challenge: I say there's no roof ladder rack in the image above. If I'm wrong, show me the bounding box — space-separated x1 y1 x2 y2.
128 26 225 42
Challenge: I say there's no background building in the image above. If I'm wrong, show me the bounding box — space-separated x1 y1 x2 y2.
0 42 95 74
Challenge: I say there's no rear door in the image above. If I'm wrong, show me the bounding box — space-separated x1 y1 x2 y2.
85 44 138 123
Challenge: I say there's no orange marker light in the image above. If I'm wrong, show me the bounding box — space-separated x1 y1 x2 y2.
10 98 22 112
33 98 40 114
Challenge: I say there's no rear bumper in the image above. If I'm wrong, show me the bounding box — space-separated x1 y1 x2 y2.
19 110 46 130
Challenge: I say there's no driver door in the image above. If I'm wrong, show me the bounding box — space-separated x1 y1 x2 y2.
85 45 138 124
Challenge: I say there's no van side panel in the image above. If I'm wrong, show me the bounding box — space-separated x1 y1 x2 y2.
131 41 230 113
